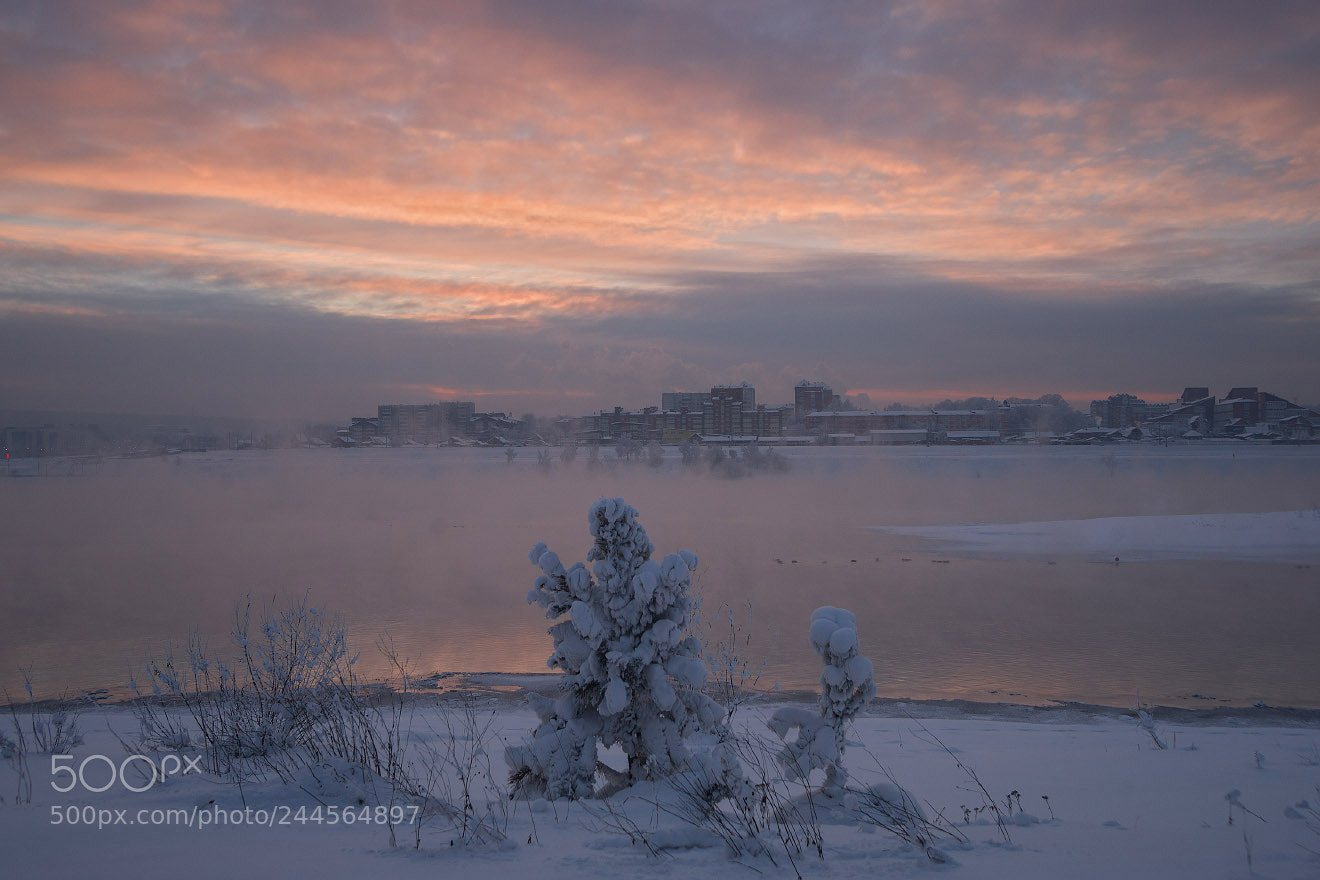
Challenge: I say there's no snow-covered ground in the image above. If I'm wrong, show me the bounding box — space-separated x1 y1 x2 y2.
872 510 1320 563
2 698 1317 880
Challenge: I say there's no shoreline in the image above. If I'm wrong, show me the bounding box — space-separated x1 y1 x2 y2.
11 670 1320 728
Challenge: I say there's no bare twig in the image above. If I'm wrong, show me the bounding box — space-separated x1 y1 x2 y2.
905 714 1012 844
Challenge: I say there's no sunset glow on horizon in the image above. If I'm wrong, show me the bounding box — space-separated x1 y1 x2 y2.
2 0 1318 418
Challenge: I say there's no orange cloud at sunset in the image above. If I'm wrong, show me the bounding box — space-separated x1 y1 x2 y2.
1 0 1318 416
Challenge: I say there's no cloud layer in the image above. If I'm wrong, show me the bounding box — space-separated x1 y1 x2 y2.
2 0 1318 416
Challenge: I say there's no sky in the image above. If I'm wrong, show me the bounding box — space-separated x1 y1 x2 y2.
1 0 1318 420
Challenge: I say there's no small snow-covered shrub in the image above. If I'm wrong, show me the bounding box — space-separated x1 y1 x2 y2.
768 707 838 781
508 497 733 799
661 730 824 871
4 670 84 755
1284 785 1320 848
1136 709 1168 750
843 778 961 863
0 713 31 805
140 600 514 849
149 596 370 782
770 606 875 795
910 719 1013 844
408 700 509 848
129 691 194 753
581 728 823 869
809 606 876 732
23 706 83 755
701 601 767 722
3 671 83 805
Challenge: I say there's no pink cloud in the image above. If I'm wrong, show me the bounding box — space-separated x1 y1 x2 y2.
1 0 1317 413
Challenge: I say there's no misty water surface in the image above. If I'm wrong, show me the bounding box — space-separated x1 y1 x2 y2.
2 445 1318 708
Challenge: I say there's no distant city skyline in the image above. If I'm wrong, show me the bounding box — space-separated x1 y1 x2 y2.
2 2 1318 420
6 380 1316 428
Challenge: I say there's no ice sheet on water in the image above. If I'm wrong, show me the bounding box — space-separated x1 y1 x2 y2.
871 510 1320 562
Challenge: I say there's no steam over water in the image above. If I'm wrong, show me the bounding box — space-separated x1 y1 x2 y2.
3 445 1318 708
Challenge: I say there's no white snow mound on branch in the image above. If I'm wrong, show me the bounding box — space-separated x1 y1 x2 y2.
770 605 877 796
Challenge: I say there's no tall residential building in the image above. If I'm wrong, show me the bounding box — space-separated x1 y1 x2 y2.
794 381 834 422
1089 393 1149 428
709 384 756 435
742 405 782 437
661 391 712 412
377 401 475 443
2 425 59 457
580 383 784 439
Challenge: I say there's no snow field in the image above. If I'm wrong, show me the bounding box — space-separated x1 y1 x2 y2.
3 700 1318 880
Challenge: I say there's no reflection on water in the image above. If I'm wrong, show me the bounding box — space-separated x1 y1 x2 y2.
2 445 1318 708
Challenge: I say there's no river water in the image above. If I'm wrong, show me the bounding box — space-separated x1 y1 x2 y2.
3 444 1318 708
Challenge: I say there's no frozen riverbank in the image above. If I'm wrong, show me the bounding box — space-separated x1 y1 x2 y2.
283 670 1320 725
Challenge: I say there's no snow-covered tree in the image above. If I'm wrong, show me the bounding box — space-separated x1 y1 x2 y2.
769 605 875 795
506 497 728 799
